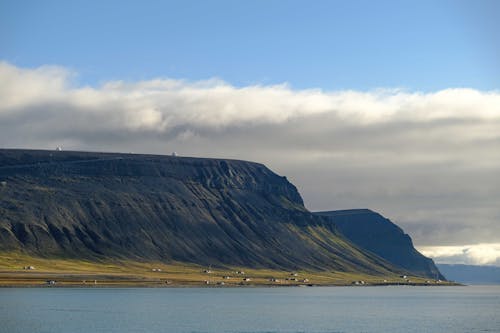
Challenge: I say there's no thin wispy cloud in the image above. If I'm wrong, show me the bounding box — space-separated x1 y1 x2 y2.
1 61 499 265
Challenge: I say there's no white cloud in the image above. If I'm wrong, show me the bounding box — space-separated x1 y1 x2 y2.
2 61 499 130
1 61 499 248
418 243 500 266
0 63 72 110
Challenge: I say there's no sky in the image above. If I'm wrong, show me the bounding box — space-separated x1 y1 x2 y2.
1 0 499 265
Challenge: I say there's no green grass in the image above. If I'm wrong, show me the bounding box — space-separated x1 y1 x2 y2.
0 252 453 287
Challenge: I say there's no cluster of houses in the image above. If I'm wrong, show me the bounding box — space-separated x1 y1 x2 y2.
81 280 98 285
151 268 162 272
349 277 445 286
23 265 35 270
399 275 414 283
282 272 310 283
200 270 312 285
204 280 227 285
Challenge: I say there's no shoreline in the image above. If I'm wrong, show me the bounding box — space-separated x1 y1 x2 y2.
0 253 458 288
0 273 460 288
0 281 463 288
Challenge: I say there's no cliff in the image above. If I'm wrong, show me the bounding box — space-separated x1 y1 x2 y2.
314 209 445 279
0 149 399 275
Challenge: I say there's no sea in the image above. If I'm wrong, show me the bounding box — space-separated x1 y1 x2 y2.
1 285 499 333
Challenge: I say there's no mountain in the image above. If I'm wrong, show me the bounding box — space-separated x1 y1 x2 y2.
314 209 444 279
0 149 401 275
437 264 500 285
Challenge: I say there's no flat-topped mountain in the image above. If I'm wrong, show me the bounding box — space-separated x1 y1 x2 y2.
314 209 444 279
0 149 443 279
0 149 398 274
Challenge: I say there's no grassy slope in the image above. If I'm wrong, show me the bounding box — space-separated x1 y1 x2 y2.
0 252 450 287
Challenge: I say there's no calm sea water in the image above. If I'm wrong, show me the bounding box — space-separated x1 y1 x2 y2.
1 286 499 333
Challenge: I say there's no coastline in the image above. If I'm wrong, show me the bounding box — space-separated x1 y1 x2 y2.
0 282 463 288
0 252 459 288
1 270 459 288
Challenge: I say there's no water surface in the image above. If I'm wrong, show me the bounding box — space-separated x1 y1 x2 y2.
1 286 499 333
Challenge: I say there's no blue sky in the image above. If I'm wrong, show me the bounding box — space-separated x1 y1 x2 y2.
1 0 499 90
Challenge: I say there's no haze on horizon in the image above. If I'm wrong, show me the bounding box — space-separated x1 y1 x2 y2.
1 0 499 266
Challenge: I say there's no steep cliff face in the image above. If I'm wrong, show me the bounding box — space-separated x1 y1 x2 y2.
0 149 398 274
314 209 444 279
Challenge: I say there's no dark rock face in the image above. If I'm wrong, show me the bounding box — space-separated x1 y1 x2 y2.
314 209 444 279
0 149 399 274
